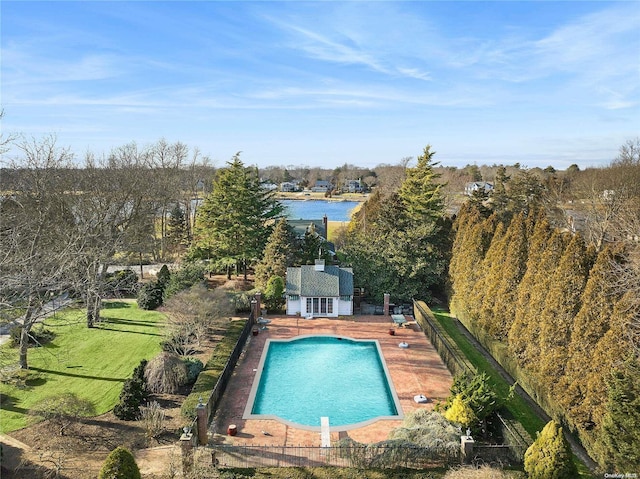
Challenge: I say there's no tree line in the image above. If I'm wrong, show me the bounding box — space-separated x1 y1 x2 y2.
447 141 639 471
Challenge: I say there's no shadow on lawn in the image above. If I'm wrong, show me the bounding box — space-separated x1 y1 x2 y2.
101 317 159 327
30 367 125 382
94 326 163 337
0 394 29 415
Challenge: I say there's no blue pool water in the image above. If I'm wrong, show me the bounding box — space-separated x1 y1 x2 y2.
282 200 361 222
249 336 400 428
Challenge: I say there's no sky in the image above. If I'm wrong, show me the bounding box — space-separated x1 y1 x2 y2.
1 1 639 170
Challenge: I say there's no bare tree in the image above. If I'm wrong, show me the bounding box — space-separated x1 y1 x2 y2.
74 143 155 327
0 135 85 369
163 284 234 356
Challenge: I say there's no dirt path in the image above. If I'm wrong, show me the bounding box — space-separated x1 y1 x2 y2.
449 316 598 472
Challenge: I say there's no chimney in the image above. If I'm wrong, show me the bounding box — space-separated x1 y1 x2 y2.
314 259 325 272
384 293 390 316
323 215 328 235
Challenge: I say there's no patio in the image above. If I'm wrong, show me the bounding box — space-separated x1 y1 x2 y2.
210 314 453 447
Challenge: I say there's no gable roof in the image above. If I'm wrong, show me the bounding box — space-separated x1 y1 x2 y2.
287 219 327 239
286 265 354 297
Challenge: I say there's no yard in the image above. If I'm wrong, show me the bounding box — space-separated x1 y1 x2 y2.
0 300 166 434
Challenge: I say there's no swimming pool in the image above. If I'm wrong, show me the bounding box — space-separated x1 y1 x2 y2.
243 335 403 431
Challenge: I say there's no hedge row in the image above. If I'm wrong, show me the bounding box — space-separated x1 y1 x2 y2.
180 319 247 419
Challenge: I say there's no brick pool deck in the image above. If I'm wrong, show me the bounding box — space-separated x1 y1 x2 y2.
211 315 453 447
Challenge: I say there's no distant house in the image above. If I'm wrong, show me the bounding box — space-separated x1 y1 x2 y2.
280 181 298 192
287 217 335 255
465 181 494 196
343 179 363 193
311 180 332 193
286 260 354 317
261 182 278 191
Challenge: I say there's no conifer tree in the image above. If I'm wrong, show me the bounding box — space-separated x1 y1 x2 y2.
596 358 640 471
524 420 577 479
508 215 554 364
490 166 510 216
537 233 589 391
166 203 189 253
192 154 283 279
99 446 141 479
449 204 484 313
254 218 296 289
345 147 449 303
398 145 445 221
473 222 508 331
561 246 621 427
588 292 638 465
489 212 529 339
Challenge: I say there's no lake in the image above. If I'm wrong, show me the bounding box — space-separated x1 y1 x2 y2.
282 199 361 222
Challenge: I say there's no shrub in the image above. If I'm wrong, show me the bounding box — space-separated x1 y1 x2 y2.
106 269 139 295
113 360 148 421
263 275 285 311
144 352 187 394
156 264 171 287
140 401 165 441
444 394 477 428
388 409 459 448
137 282 163 310
524 420 577 479
164 262 206 299
184 357 204 384
444 465 522 478
229 289 259 313
10 324 55 347
99 446 141 479
29 392 96 436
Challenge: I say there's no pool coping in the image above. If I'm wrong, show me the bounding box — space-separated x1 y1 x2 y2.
242 334 404 432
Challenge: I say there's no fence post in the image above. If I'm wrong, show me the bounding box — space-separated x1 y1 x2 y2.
196 398 208 446
180 429 194 474
460 434 475 464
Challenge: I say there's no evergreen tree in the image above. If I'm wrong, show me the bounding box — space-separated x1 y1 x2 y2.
537 234 589 391
166 203 189 253
345 149 450 304
254 218 296 289
450 210 499 319
398 145 445 221
508 216 554 364
99 446 141 479
524 420 577 479
490 166 510 216
296 225 332 266
588 292 638 468
597 357 640 471
561 246 621 428
489 212 529 339
113 360 148 420
474 221 508 331
192 154 284 279
263 275 285 312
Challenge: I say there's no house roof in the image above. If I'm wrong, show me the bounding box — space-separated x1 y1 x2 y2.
286 265 354 297
288 219 327 239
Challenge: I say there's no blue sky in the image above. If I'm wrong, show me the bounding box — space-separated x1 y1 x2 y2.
2 1 639 170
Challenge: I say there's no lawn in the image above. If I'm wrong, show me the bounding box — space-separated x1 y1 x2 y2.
0 300 165 433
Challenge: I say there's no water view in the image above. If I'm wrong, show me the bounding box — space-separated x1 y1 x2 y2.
282 199 361 222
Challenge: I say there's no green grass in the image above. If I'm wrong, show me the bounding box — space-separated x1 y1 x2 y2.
430 309 545 438
430 309 594 478
0 300 165 433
